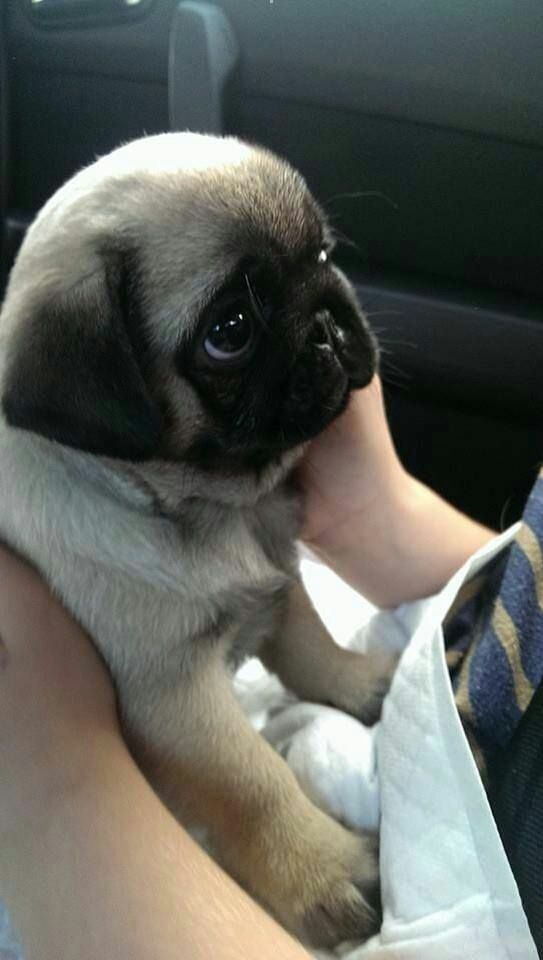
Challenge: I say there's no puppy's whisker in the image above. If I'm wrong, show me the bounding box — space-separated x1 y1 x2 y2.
328 227 365 258
376 337 418 352
364 310 403 320
379 359 412 388
368 322 418 355
323 189 399 212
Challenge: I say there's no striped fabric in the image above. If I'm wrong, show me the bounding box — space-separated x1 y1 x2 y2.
445 470 543 763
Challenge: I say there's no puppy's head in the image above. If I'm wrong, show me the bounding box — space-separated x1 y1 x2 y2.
0 133 377 480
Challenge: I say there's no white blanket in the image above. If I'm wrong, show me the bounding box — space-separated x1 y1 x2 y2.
236 530 538 959
0 529 538 958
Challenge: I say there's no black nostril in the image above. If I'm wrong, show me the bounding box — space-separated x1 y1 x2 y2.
312 315 332 348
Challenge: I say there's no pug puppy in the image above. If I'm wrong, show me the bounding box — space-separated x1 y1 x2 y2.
0 133 394 948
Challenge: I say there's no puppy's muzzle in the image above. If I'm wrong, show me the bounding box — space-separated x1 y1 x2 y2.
282 308 376 435
317 309 377 390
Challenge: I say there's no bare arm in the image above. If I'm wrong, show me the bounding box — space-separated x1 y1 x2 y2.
299 377 495 608
0 547 310 960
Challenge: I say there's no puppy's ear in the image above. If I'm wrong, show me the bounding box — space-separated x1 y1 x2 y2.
2 257 162 460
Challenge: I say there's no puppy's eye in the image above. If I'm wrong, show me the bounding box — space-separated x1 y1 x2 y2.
203 300 254 362
318 249 328 264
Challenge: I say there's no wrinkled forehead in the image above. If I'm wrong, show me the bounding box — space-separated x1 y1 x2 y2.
183 152 327 260
137 154 329 350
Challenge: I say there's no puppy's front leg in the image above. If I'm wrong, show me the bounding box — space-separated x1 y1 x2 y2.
123 651 379 948
261 581 397 725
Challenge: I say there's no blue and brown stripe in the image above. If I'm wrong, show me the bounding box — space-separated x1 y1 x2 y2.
445 471 543 760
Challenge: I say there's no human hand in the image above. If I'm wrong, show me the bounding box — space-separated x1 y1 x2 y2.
297 375 494 607
298 375 407 556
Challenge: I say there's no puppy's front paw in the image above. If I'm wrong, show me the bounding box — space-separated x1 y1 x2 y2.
262 817 380 949
326 650 399 726
300 831 380 948
356 650 398 725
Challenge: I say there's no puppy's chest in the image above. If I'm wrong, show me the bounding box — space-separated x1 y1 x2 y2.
185 493 299 663
82 489 298 681
179 491 298 607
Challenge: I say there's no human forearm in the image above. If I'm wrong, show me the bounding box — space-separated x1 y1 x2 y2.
0 546 310 960
1 743 310 960
312 472 495 608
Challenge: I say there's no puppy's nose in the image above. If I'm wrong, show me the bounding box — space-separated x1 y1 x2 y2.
311 315 331 348
311 306 376 390
311 311 344 354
